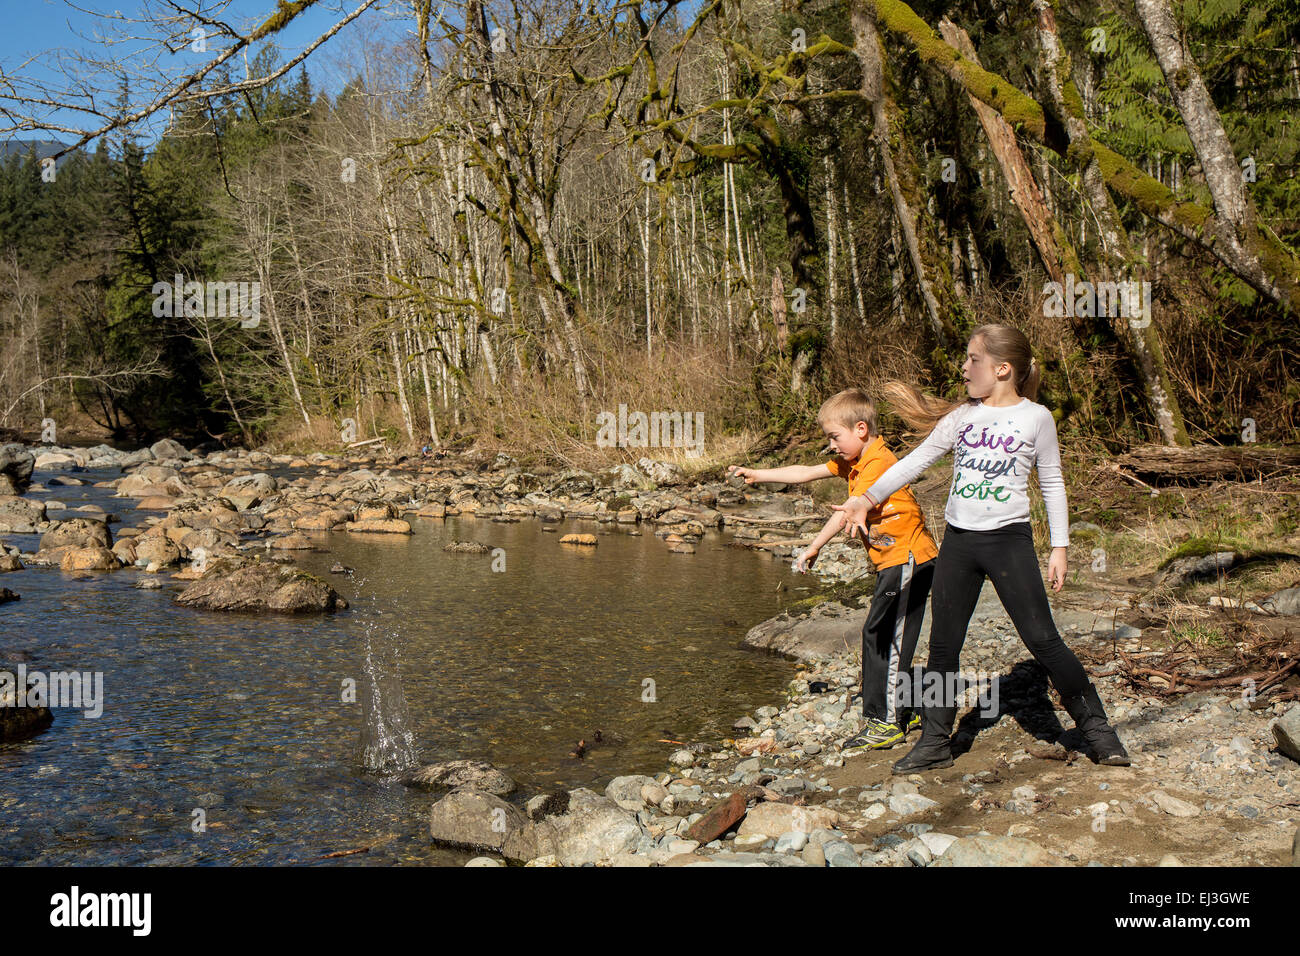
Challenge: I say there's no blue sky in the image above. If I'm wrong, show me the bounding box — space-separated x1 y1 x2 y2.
0 0 403 151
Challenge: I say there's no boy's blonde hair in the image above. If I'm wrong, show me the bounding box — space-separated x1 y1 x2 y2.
818 388 879 437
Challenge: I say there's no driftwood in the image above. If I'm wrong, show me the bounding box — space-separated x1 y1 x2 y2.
1111 444 1300 485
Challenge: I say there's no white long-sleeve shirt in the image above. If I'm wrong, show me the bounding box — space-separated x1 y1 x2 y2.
864 398 1070 547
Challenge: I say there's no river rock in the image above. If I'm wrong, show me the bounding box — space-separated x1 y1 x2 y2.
931 835 1060 867
0 496 46 533
638 458 685 485
743 600 868 662
684 786 761 844
734 802 842 842
150 439 193 461
60 547 120 571
605 774 656 811
0 691 52 743
0 444 35 496
132 535 183 568
175 561 347 613
0 554 21 572
890 793 939 816
1158 552 1241 587
427 788 524 851
1262 587 1300 616
500 788 645 865
443 540 491 553
1272 705 1300 762
344 518 412 534
605 464 655 492
404 760 516 796
0 587 18 604
222 473 278 499
298 511 346 534
1150 790 1201 817
559 533 597 546
40 517 112 551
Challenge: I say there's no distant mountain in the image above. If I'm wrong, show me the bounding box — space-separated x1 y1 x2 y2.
0 139 76 169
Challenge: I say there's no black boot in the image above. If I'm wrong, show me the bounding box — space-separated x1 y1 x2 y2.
891 706 956 774
1061 683 1131 766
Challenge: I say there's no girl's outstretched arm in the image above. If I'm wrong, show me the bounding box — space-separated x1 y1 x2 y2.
863 405 967 505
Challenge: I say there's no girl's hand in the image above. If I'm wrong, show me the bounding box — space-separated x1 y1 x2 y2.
793 546 819 574
830 495 875 539
1048 547 1068 592
727 465 757 484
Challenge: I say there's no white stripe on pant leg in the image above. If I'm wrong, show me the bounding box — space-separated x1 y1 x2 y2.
885 553 915 725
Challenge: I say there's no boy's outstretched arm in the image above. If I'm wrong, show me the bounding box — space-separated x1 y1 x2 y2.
831 494 877 540
728 463 832 485
793 511 848 573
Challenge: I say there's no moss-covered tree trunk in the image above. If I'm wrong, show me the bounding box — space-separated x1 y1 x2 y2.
852 0 965 369
1033 0 1188 447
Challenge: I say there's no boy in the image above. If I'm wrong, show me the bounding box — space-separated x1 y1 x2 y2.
727 388 939 752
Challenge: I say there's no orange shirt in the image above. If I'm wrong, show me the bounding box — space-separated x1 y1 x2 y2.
826 436 939 571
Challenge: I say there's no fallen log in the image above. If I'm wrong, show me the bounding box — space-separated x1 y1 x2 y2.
1111 444 1300 485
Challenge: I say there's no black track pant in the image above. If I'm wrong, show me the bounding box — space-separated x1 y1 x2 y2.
926 522 1088 701
861 554 935 724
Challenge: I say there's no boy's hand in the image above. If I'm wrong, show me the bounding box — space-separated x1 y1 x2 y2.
793 546 819 574
830 495 875 540
1048 547 1068 592
727 465 757 484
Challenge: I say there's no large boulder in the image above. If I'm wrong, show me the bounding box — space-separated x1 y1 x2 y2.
404 760 516 796
0 496 46 533
34 451 81 470
743 600 869 662
40 518 113 552
117 466 191 499
222 473 278 498
0 445 35 496
149 438 193 461
428 789 526 852
59 546 120 571
500 788 646 865
175 561 347 613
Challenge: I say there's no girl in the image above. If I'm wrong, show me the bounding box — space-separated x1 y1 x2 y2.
832 324 1129 773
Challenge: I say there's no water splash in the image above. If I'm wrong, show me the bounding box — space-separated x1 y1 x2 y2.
358 613 418 774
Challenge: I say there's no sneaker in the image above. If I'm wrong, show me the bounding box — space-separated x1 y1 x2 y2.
841 717 906 754
904 713 921 734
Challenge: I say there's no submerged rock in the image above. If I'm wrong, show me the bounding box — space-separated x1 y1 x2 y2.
175 561 347 613
403 760 516 796
443 540 491 553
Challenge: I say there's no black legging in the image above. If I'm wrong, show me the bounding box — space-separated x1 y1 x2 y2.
927 522 1089 700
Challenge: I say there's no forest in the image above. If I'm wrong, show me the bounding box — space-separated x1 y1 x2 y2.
1 0 1297 464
